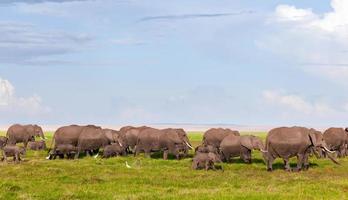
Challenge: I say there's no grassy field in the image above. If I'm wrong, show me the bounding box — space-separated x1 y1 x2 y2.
0 131 347 200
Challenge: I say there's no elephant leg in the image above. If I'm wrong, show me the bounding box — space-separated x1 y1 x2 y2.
15 154 19 164
144 149 151 158
303 154 310 170
294 154 304 172
267 155 275 172
1 151 5 162
205 161 210 171
192 161 198 170
163 150 168 160
224 152 230 163
283 157 291 172
75 148 81 159
339 146 345 158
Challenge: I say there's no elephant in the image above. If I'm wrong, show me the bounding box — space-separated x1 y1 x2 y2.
192 152 222 170
0 136 8 149
28 140 46 151
220 135 267 163
102 128 126 147
119 126 151 153
2 145 26 163
74 125 110 159
323 127 348 157
6 124 45 148
264 126 339 172
52 144 78 159
135 128 193 159
195 144 219 155
202 128 240 148
102 143 126 158
47 125 86 159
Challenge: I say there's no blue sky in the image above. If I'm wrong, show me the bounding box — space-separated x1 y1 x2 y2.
1 0 348 126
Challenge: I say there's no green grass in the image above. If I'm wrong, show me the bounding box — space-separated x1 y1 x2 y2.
0 131 347 199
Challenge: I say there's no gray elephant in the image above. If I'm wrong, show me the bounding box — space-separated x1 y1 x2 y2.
192 152 222 170
220 135 267 163
135 128 193 159
28 140 46 151
75 125 110 159
119 126 150 153
203 128 240 148
0 136 8 149
323 127 347 157
264 126 338 172
2 145 26 163
102 143 126 158
102 128 126 148
48 144 78 159
195 144 219 155
6 124 45 148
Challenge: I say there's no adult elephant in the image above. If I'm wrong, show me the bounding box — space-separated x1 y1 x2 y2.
264 126 338 172
323 127 348 157
6 124 45 148
75 125 110 159
220 135 267 163
47 125 87 159
135 128 193 159
203 128 240 148
102 128 126 146
119 126 150 153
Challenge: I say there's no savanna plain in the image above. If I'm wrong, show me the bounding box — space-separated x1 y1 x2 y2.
0 131 347 200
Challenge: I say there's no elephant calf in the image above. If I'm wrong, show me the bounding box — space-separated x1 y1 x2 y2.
192 152 222 170
48 144 77 159
195 144 219 155
0 136 8 149
28 140 46 151
2 145 26 163
102 143 125 158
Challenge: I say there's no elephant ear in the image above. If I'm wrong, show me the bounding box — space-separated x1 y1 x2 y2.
308 129 318 147
240 136 253 150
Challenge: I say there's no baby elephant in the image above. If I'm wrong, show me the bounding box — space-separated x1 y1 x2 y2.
195 144 219 155
48 144 78 159
0 136 8 149
192 152 222 170
28 140 46 151
2 145 26 163
102 143 125 158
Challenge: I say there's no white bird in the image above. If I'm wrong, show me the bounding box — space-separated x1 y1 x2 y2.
93 153 99 158
126 161 132 169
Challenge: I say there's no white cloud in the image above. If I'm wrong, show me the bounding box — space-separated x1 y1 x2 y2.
258 0 348 86
0 77 50 116
262 90 334 116
274 5 317 22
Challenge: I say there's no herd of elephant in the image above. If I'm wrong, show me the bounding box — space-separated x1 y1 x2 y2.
0 124 347 171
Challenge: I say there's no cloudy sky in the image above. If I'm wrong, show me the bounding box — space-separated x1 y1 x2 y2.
0 0 347 126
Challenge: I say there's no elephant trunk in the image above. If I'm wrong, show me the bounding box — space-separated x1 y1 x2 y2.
257 142 267 153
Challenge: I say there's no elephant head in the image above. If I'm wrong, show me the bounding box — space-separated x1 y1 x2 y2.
165 128 193 150
308 129 339 164
240 136 267 152
32 125 45 140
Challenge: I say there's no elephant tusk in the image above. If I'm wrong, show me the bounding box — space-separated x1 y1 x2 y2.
323 146 335 154
93 153 99 158
118 141 123 147
185 141 193 150
260 149 268 153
